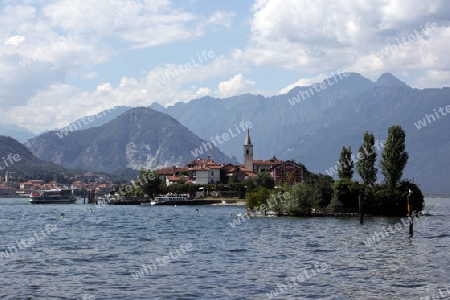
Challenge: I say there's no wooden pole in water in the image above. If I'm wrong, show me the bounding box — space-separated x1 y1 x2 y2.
358 183 364 225
359 193 364 225
407 189 413 236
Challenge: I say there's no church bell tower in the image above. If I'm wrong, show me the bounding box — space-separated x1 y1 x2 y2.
244 129 253 172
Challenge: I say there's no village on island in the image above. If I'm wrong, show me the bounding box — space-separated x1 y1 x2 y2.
0 123 424 221
0 129 303 204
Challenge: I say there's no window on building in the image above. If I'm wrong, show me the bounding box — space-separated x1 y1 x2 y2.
211 171 214 176
295 169 299 176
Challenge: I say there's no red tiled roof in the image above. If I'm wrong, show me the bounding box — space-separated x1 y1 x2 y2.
237 166 252 172
155 167 188 175
187 158 222 167
272 160 303 170
253 156 283 165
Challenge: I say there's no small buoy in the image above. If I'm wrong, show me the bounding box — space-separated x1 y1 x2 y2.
174 205 177 207
60 213 65 218
89 208 93 213
195 209 199 214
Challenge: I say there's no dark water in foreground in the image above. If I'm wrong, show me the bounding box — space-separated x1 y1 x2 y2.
0 197 449 300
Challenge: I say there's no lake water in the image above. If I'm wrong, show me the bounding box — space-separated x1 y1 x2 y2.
0 197 449 299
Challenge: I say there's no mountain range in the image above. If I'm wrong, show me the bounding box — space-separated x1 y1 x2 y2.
7 72 450 194
25 107 237 173
151 73 450 195
0 136 67 180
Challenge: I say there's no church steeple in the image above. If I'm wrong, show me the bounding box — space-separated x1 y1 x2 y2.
244 129 252 145
244 129 253 172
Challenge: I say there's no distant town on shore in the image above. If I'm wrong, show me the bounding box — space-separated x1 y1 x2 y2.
0 129 303 198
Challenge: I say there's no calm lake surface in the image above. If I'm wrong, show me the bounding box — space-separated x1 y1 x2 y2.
0 197 449 300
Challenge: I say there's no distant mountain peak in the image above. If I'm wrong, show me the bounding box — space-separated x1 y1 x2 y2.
26 106 236 173
149 102 165 112
375 73 409 87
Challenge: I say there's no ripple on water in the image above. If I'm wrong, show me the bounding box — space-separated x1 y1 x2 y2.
0 199 449 299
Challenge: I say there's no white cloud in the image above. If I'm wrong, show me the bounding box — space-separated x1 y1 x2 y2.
195 87 213 98
0 0 241 107
0 84 89 132
207 11 236 28
82 71 98 79
244 0 450 75
414 70 450 88
97 82 112 91
217 73 255 98
235 0 450 92
4 35 25 46
279 73 328 94
351 23 450 79
1 0 450 133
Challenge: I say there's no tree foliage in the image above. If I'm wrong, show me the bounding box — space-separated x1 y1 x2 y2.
304 172 334 209
132 170 161 197
117 170 160 198
331 179 360 211
356 131 377 185
338 146 354 180
268 183 319 216
364 181 424 216
254 171 275 189
380 125 409 188
329 125 423 216
287 183 316 215
245 187 271 210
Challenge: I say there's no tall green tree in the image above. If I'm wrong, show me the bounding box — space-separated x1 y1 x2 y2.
338 146 354 180
380 125 409 188
356 131 378 185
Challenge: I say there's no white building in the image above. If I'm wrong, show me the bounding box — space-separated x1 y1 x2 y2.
187 158 222 184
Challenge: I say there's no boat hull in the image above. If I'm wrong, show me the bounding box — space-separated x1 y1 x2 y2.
29 198 77 204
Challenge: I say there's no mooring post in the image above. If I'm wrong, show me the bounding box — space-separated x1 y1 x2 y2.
407 189 413 236
358 183 364 225
359 193 364 225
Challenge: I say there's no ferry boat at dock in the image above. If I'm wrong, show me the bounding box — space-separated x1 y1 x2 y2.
29 189 77 204
151 194 188 205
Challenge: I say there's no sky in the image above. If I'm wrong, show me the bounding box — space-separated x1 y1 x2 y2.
1 0 450 134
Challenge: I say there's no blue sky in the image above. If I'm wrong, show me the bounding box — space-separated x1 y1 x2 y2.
1 0 450 133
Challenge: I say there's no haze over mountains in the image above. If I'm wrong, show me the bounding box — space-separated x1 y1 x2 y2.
0 124 35 143
25 107 237 173
0 136 67 178
152 72 450 194
13 72 450 194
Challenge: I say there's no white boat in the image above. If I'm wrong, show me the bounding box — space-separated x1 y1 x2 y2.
29 189 77 204
152 194 188 205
